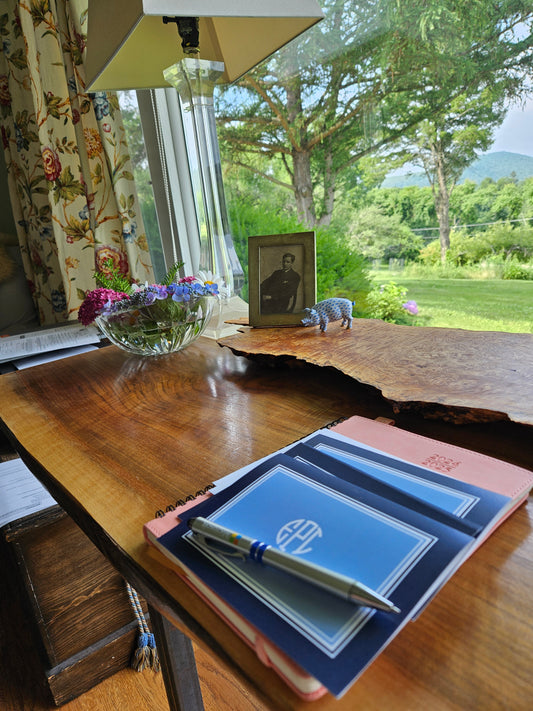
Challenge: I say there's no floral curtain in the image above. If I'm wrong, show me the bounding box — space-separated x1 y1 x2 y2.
0 0 153 325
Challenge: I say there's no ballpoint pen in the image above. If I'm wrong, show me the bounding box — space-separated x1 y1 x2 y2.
188 516 401 614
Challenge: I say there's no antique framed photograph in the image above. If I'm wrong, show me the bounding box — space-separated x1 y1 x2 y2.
248 232 316 327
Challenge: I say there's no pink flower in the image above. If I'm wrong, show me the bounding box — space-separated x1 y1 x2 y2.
78 288 129 326
0 75 11 106
402 300 419 315
102 122 111 132
42 146 62 181
95 245 129 277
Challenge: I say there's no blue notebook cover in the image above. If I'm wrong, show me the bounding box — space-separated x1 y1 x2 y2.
299 433 511 532
286 442 482 537
158 453 474 697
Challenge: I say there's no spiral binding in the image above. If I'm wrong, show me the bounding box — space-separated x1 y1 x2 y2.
155 483 215 517
154 420 350 518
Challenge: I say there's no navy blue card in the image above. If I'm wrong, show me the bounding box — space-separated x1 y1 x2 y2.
299 433 511 533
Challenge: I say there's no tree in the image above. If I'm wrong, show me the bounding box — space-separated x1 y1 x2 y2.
393 1 533 262
403 90 507 262
349 206 423 261
216 1 533 232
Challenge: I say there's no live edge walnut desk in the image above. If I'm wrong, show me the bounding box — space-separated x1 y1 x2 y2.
0 335 532 711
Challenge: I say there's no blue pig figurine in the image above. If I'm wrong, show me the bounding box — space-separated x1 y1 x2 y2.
301 298 354 332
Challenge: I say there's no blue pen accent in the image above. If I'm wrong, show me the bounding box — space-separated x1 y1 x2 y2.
249 539 262 561
256 542 269 563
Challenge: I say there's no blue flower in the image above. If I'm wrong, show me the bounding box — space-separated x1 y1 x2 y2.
90 92 110 120
78 204 89 221
151 285 168 300
51 289 67 312
172 285 191 303
67 75 77 94
204 282 219 296
122 221 137 243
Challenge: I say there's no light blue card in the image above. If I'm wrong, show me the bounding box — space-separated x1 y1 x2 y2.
311 440 479 516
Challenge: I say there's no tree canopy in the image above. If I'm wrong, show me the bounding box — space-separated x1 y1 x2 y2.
216 0 533 233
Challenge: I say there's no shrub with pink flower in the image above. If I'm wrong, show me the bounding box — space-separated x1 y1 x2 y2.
366 281 419 324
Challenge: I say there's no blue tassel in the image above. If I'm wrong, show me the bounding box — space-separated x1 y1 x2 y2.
126 583 160 672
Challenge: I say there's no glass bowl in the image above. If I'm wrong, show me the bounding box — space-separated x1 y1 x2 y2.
96 295 216 356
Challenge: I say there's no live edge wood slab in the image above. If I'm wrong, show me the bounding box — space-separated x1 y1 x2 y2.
217 320 533 426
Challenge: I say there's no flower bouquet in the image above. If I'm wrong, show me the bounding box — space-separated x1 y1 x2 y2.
78 261 220 356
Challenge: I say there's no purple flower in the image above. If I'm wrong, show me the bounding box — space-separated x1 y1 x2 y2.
142 290 156 306
151 284 168 300
402 300 418 315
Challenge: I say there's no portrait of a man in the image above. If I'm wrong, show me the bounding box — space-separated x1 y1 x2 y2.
260 252 301 314
248 232 316 327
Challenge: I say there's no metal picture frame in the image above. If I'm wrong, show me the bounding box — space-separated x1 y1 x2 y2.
248 232 316 327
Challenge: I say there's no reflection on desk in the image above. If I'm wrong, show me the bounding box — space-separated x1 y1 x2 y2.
0 338 531 711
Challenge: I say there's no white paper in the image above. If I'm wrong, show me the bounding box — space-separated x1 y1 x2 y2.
0 458 57 528
0 324 100 363
13 344 98 369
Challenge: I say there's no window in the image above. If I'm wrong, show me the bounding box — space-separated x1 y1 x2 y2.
118 89 200 282
122 2 533 333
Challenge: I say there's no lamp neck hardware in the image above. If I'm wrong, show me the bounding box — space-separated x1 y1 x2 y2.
163 16 200 55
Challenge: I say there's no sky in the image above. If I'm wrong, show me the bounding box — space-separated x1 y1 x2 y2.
488 98 533 157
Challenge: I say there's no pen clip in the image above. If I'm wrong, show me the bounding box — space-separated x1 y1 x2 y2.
192 532 247 562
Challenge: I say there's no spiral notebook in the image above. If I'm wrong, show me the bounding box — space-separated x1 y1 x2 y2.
143 417 531 699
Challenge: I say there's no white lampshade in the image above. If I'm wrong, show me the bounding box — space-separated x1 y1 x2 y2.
85 0 324 90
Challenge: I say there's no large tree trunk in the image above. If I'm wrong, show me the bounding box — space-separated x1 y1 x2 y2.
317 138 335 227
285 76 317 228
433 148 451 264
436 193 451 264
292 149 316 227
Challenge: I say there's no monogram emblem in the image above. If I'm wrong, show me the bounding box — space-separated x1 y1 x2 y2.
276 519 322 555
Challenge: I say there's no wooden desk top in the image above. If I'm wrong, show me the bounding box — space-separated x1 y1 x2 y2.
0 338 532 710
219 321 533 425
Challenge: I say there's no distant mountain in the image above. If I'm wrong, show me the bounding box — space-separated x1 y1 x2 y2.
381 151 533 188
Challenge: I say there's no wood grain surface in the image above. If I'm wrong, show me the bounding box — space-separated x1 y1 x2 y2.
0 339 532 711
218 321 533 425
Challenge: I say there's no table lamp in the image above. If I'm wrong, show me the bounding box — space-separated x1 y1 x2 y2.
85 1 323 298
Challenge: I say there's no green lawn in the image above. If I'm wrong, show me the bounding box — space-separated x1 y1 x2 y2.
369 270 533 333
